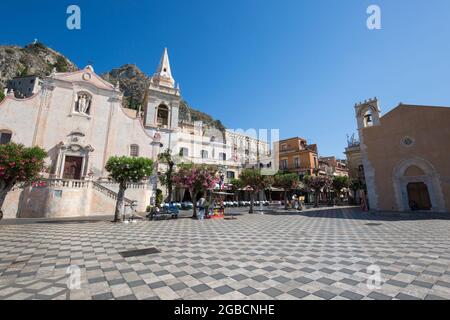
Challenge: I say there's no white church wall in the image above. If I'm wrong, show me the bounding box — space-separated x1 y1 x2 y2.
0 94 40 146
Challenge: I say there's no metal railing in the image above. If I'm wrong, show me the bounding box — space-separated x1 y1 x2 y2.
91 181 134 205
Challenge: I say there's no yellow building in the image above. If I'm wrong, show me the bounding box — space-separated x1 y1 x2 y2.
276 137 318 177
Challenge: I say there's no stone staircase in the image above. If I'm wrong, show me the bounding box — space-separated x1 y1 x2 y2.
91 181 135 205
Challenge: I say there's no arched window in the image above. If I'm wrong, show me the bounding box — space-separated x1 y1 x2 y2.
130 144 139 157
363 110 374 127
0 130 12 145
75 92 92 115
157 104 169 127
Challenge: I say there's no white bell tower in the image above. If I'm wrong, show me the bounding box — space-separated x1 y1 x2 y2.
143 48 181 131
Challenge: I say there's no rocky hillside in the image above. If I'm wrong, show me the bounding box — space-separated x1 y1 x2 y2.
0 42 78 90
101 64 226 132
101 64 150 110
0 42 225 131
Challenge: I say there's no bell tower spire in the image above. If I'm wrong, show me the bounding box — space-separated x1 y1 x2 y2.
151 47 175 88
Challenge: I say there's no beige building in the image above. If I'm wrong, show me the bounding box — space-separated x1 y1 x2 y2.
354 98 450 213
0 49 269 219
318 156 348 177
344 135 364 183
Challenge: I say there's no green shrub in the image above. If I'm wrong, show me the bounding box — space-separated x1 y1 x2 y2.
53 56 68 73
155 189 163 207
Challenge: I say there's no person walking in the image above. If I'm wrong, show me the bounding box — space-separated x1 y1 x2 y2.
198 196 206 220
292 194 299 210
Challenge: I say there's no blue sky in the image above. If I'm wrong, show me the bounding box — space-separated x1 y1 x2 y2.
2 0 450 157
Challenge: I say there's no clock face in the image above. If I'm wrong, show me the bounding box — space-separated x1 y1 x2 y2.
82 73 92 81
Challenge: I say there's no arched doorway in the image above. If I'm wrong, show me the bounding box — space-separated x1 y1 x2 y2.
407 182 431 210
393 158 445 212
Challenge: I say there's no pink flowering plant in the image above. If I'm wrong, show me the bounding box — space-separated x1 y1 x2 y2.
0 143 47 215
172 163 219 218
105 156 154 222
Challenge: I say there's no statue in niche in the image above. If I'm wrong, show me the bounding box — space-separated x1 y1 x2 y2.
75 93 92 114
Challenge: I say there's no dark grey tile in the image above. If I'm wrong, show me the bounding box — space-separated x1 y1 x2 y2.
108 278 126 286
262 288 283 298
386 279 409 288
211 273 227 280
231 274 248 281
252 275 269 282
436 280 450 288
238 287 258 296
214 285 234 294
340 291 363 300
92 292 113 300
313 290 336 300
88 276 107 284
116 294 137 300
424 294 446 300
368 292 392 300
128 280 145 287
192 272 208 279
395 293 420 300
148 281 166 289
170 282 188 291
295 276 313 284
288 288 309 299
340 278 359 286
272 276 290 284
411 280 433 289
191 284 210 293
317 277 335 285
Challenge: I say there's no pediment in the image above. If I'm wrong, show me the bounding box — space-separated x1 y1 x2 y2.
53 66 115 91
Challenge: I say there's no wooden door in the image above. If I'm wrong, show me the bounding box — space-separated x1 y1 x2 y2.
407 182 431 210
63 156 83 180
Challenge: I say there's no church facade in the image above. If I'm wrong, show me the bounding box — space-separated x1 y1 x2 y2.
354 98 450 213
0 49 271 219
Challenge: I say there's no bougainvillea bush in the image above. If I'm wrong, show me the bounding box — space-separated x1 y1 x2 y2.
0 143 47 216
105 156 154 222
172 163 219 218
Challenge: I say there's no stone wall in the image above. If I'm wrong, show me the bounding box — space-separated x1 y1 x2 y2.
2 179 151 219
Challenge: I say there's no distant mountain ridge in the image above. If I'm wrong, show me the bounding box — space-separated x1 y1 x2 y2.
0 42 225 131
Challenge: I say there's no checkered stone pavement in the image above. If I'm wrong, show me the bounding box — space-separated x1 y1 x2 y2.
1 208 450 300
